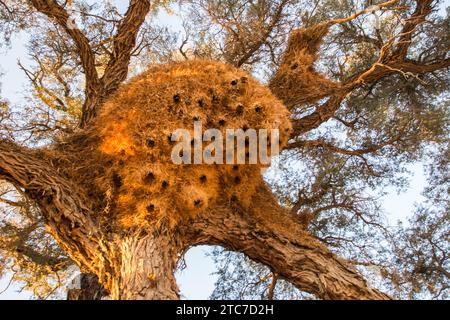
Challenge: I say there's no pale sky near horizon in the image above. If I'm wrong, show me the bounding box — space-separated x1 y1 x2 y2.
0 1 442 300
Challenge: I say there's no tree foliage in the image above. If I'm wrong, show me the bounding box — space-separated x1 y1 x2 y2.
0 0 448 299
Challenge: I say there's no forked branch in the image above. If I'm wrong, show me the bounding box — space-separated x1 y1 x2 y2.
185 184 390 300
28 0 152 128
269 0 447 137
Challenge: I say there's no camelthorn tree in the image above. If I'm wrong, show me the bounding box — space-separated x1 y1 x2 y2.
0 0 448 300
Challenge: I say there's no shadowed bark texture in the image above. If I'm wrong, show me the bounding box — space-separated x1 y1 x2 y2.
0 0 448 300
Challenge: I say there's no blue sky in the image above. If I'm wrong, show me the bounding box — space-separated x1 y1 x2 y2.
0 1 439 299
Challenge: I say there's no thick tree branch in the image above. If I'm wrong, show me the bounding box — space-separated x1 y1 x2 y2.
185 184 390 300
0 139 115 288
28 0 102 99
289 50 449 136
392 0 433 59
101 0 151 95
393 59 450 74
28 0 105 129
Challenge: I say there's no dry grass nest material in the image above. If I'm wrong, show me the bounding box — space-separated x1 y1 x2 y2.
58 60 292 230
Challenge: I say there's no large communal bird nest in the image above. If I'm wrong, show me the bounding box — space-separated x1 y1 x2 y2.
57 60 292 230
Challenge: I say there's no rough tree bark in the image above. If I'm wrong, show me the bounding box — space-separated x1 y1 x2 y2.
0 139 389 299
183 184 390 300
0 0 447 300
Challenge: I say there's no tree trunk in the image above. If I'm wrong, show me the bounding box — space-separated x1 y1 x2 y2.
67 232 182 300
113 232 181 300
67 273 107 300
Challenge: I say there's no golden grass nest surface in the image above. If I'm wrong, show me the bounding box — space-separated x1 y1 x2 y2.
81 60 291 229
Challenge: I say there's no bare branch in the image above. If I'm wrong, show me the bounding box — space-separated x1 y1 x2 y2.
76 0 152 127
234 0 290 67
